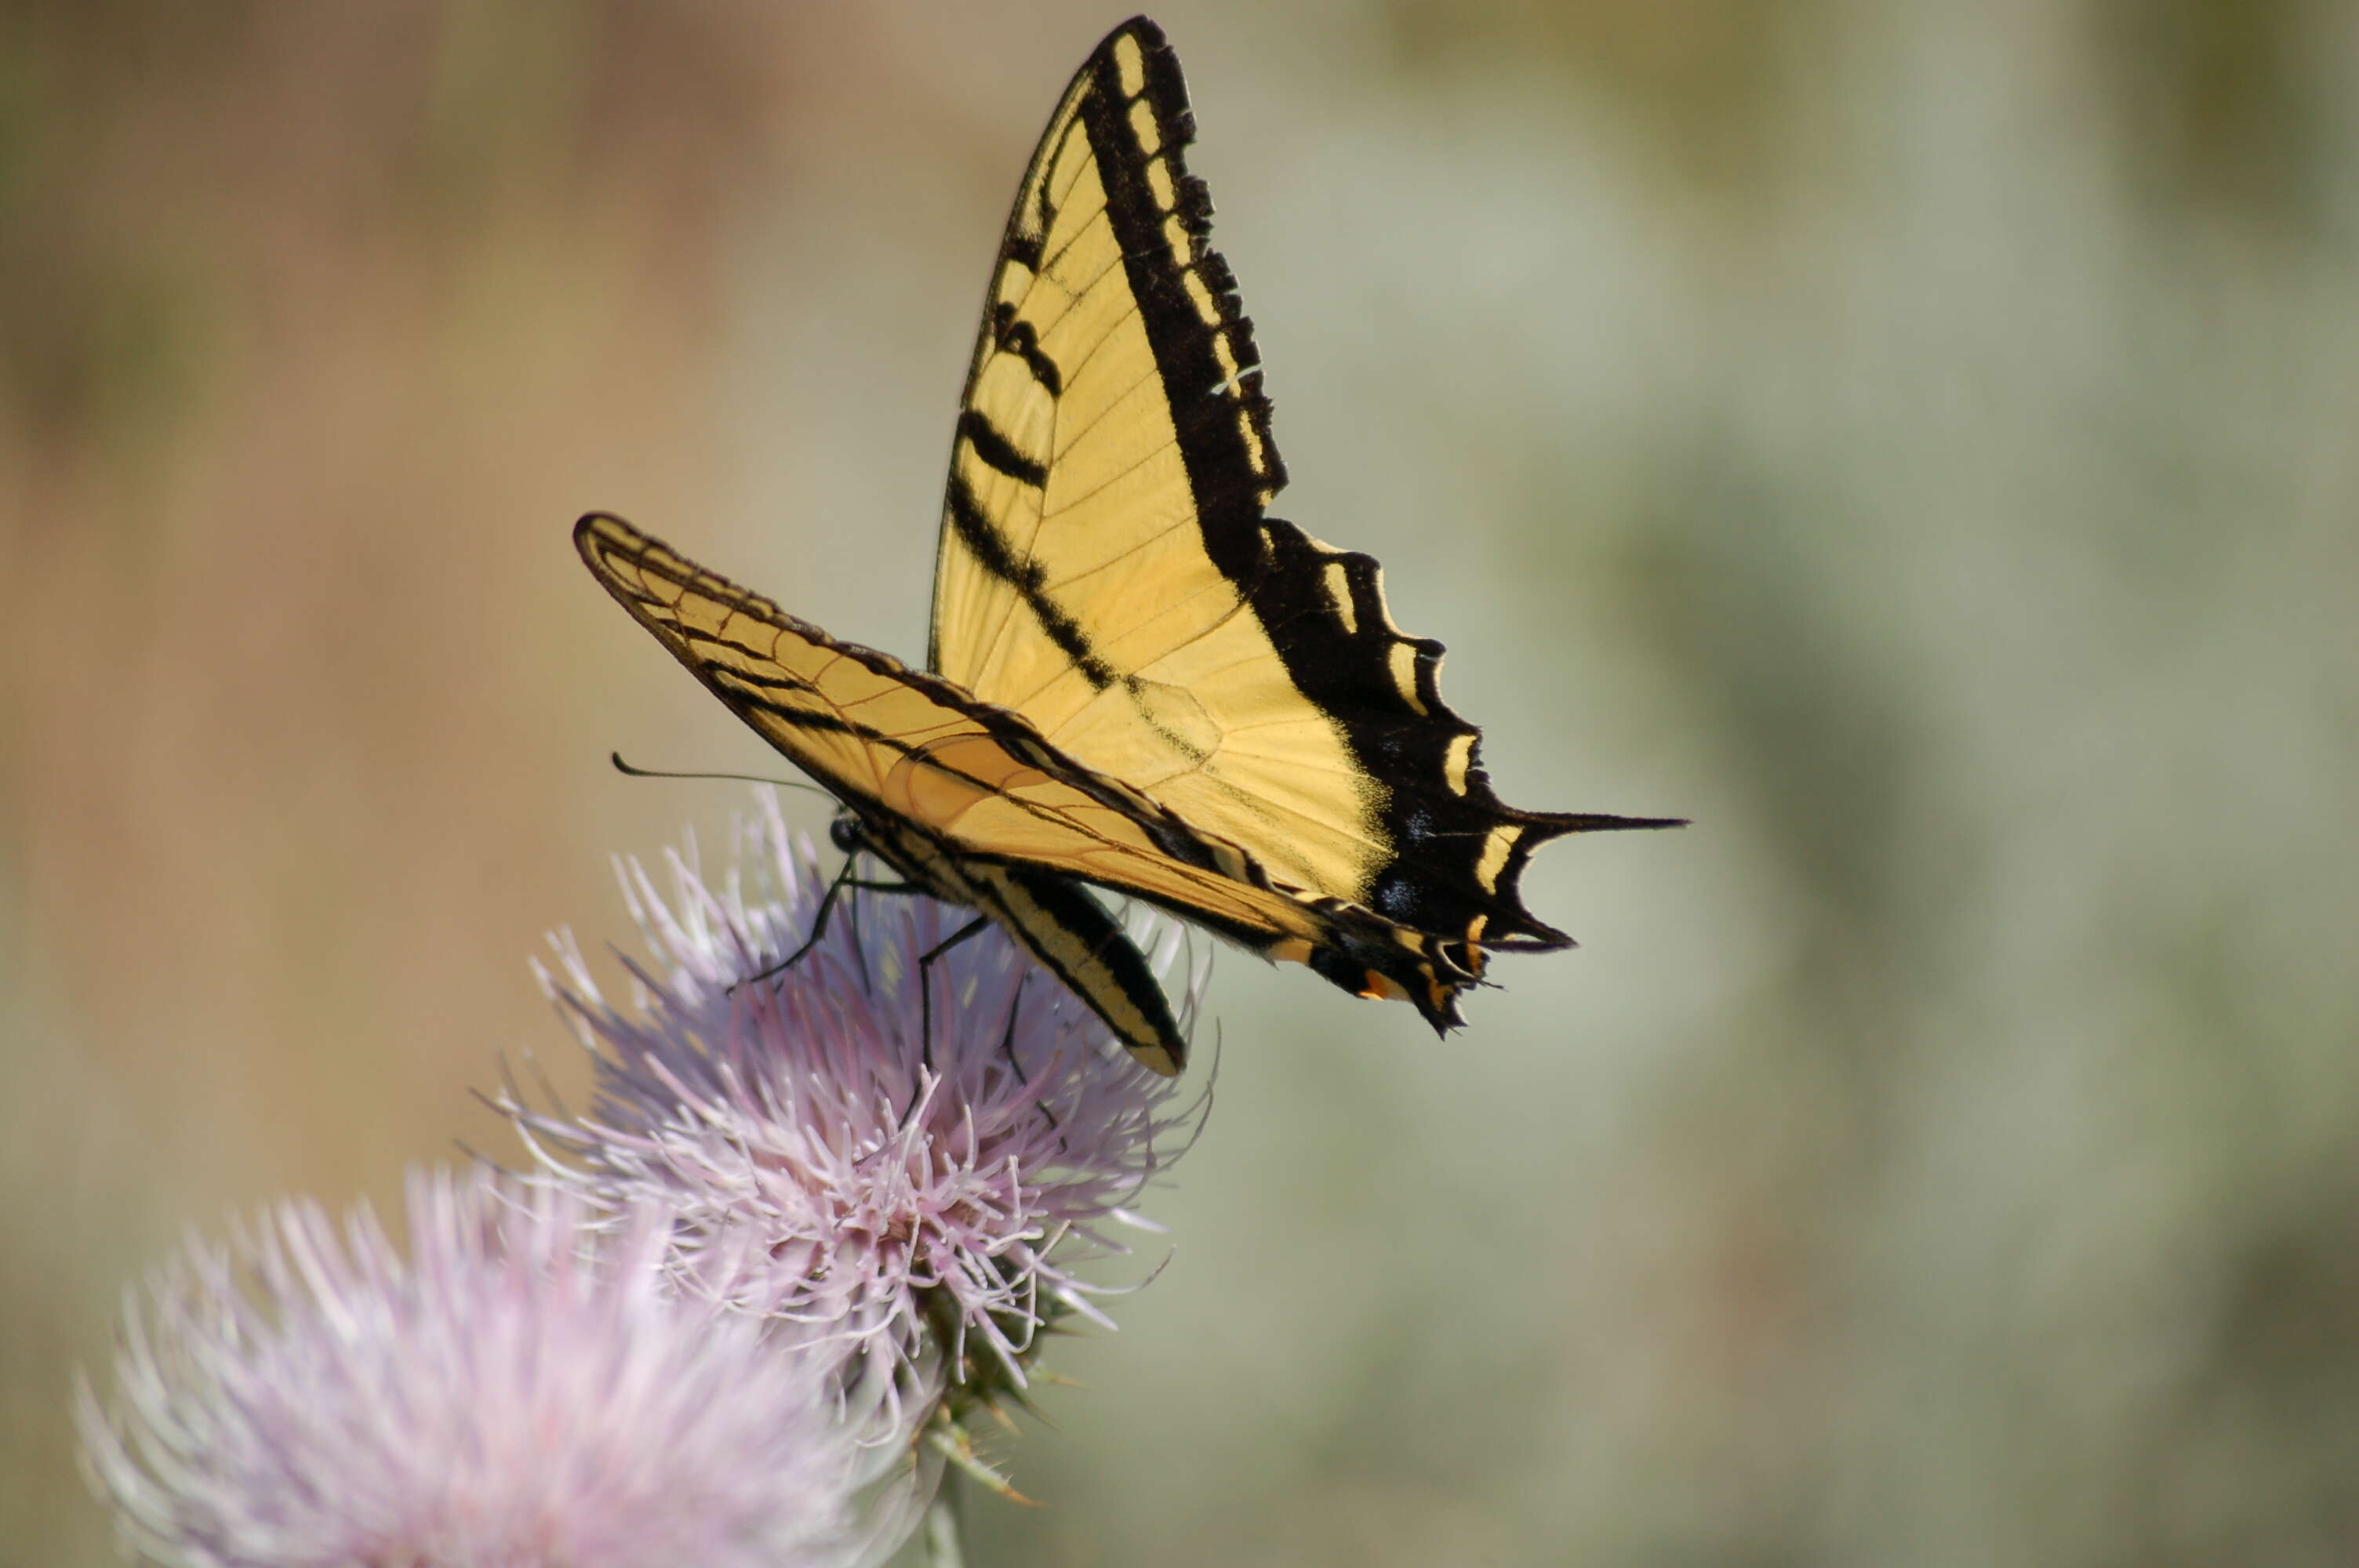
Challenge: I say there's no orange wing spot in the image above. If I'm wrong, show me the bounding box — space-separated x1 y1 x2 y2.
1358 970 1410 1002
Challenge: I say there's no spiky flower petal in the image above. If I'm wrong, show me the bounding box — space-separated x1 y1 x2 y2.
78 1170 902 1568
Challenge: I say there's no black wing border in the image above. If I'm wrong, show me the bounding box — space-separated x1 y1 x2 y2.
1068 20 1678 953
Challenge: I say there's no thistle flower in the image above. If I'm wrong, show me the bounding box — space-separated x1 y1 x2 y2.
508 793 1208 1408
77 1170 906 1568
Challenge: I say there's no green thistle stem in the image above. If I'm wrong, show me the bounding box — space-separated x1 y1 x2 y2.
924 1475 967 1568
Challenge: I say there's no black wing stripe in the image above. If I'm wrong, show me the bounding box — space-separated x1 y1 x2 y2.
994 316 1064 397
944 473 1118 690
957 410 1049 488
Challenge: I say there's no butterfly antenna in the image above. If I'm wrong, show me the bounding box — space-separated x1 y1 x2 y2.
608 751 835 800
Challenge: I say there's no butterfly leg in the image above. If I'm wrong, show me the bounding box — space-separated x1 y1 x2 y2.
736 858 925 992
914 915 991 1084
994 977 1065 1143
839 856 923 996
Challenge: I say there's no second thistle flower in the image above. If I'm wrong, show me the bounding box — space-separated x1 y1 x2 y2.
511 795 1209 1410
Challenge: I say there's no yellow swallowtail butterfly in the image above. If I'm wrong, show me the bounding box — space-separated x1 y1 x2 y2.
578 16 1680 1074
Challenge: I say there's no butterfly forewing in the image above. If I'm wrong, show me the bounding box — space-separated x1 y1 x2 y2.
925 18 1636 978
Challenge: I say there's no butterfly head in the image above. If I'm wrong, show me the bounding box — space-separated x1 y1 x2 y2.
828 811 864 856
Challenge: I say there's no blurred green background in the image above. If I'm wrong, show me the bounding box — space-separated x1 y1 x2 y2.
6 2 2357 1563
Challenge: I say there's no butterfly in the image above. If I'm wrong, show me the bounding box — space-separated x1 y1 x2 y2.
577 16 1680 1075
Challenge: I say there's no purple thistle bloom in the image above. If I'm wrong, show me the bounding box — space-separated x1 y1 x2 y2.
77 1170 911 1568
508 793 1208 1405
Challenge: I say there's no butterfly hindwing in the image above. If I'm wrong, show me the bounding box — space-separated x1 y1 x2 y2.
928 17 1668 1022
855 816 1187 1074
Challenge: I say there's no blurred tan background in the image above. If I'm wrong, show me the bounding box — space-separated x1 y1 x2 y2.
6 2 2357 1563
